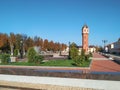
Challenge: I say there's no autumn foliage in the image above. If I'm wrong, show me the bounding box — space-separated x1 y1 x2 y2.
0 33 67 53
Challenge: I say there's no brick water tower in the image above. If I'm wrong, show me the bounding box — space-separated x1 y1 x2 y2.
82 25 89 53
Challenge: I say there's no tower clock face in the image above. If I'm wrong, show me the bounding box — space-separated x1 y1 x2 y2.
83 28 89 33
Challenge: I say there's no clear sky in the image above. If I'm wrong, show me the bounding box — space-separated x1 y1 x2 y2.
0 0 120 46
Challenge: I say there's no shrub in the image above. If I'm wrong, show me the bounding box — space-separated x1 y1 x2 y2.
71 49 90 66
73 55 84 66
81 49 85 56
33 55 44 64
1 54 10 64
13 49 18 57
70 43 79 60
85 54 90 61
89 52 93 57
0 54 2 59
27 47 37 63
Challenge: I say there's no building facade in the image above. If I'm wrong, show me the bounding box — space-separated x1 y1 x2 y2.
106 38 120 54
78 45 96 54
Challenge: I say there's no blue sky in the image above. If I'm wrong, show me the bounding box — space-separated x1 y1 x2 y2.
0 0 120 46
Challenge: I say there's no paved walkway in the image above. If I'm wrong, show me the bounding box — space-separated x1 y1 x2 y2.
91 53 120 72
0 74 120 90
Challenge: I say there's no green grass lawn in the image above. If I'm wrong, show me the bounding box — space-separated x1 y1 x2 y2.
41 60 75 67
0 59 91 67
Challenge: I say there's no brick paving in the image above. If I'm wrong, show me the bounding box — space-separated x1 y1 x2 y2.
92 53 106 58
91 53 120 72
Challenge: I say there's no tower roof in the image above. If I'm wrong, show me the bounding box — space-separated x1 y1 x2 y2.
82 24 88 29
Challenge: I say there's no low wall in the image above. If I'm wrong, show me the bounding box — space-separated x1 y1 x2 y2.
0 68 120 81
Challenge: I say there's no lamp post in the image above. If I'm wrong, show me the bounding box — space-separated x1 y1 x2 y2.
102 40 107 52
68 42 71 59
11 45 14 56
59 44 62 56
20 40 23 59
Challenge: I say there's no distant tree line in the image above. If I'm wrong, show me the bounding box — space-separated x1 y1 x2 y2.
0 32 67 53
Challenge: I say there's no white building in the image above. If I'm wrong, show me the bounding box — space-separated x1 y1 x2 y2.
88 46 96 53
62 45 96 55
106 38 120 54
78 45 96 54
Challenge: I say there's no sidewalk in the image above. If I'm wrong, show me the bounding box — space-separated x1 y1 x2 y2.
0 74 119 90
91 53 120 72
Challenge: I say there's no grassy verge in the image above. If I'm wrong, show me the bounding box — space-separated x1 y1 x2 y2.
0 59 91 67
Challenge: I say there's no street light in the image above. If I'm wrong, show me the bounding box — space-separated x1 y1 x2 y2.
11 45 14 56
68 42 71 59
59 44 62 56
20 40 23 59
102 40 107 52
